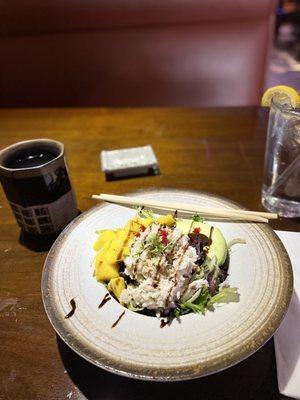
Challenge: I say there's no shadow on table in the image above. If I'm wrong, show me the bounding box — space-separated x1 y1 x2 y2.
270 217 300 233
57 336 280 400
105 167 160 181
19 229 61 252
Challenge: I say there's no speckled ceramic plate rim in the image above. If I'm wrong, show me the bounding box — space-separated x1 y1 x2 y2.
41 188 293 381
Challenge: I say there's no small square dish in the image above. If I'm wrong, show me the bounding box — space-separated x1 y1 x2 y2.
100 145 159 179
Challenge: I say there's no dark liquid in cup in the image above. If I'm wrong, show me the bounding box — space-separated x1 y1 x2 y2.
4 147 59 169
1 143 72 212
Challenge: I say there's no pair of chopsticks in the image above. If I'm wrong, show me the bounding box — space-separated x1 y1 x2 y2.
92 193 278 223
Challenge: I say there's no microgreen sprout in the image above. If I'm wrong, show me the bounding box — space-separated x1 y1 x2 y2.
192 214 205 223
133 206 154 219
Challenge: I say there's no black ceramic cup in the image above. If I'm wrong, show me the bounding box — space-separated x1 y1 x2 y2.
0 139 77 235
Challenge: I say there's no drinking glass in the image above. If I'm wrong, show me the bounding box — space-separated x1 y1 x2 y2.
262 94 300 218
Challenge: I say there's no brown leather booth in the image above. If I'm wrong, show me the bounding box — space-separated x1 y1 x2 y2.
0 0 277 107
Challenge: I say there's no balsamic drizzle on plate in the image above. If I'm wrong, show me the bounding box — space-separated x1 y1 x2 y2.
64 298 76 319
98 293 111 308
160 319 169 328
111 311 126 328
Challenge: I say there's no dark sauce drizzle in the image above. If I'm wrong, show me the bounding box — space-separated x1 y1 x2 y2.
65 298 76 319
160 319 169 328
98 293 111 308
209 226 214 244
111 311 126 328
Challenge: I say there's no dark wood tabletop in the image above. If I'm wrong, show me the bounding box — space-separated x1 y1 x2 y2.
0 107 298 400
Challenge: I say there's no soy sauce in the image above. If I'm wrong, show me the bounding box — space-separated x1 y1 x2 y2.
4 146 59 169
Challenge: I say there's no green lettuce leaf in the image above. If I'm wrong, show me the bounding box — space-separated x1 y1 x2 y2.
208 287 240 306
126 303 144 312
179 287 212 314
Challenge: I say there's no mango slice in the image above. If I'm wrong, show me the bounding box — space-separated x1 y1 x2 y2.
104 239 122 264
139 217 153 227
157 214 176 227
94 216 154 276
130 218 142 233
108 277 126 299
95 262 119 282
93 230 116 251
115 228 129 241
94 247 106 266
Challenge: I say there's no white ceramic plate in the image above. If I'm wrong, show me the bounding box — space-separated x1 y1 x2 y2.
42 189 293 381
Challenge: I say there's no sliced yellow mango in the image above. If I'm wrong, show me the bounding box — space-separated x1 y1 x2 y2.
157 214 176 227
94 216 151 266
94 251 106 279
123 219 132 231
95 247 105 266
128 231 136 240
116 228 130 250
123 217 150 234
93 230 116 251
108 277 126 299
104 239 122 264
95 262 119 282
115 229 127 241
139 217 153 227
106 227 132 262
130 220 141 233
93 236 104 252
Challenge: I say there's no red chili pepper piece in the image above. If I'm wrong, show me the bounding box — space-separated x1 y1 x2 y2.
193 227 201 235
160 229 168 245
140 225 146 232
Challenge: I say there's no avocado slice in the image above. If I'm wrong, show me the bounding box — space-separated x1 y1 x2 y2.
176 219 228 266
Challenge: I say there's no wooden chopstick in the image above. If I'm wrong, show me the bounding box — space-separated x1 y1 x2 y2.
92 193 277 223
93 193 277 219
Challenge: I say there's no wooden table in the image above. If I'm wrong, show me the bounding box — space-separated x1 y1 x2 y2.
0 108 298 400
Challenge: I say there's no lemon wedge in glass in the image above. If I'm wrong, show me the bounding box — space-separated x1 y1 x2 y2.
261 85 300 108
